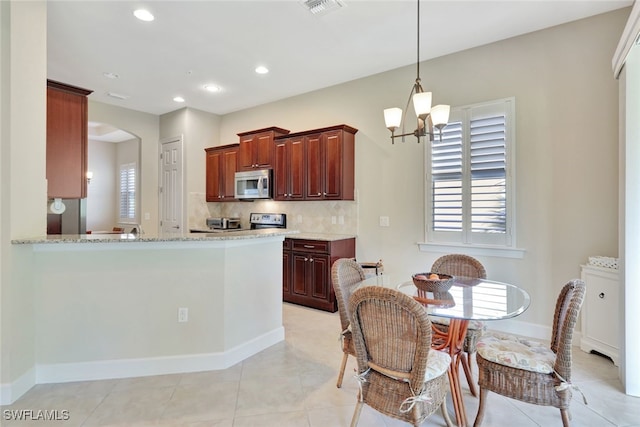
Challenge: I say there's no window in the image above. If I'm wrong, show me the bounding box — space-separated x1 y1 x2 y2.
119 162 136 221
426 98 515 248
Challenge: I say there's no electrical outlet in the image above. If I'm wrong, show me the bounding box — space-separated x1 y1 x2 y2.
379 216 390 227
144 212 150 220
331 216 337 224
178 307 188 323
338 215 344 225
297 215 303 223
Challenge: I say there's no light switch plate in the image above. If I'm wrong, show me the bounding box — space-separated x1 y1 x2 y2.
379 216 390 227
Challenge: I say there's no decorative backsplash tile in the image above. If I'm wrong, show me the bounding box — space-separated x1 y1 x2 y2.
188 193 358 234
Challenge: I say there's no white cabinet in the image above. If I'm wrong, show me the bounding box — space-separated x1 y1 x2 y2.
580 265 620 365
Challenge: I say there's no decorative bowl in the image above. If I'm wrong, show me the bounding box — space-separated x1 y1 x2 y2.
412 272 454 292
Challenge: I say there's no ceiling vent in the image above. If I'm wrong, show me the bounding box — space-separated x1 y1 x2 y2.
301 0 345 16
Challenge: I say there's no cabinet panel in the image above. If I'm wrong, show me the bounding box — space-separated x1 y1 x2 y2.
282 249 291 297
237 127 290 171
310 255 329 300
205 144 238 202
292 253 309 297
305 133 323 199
580 265 619 365
323 130 343 199
274 136 305 201
46 81 92 199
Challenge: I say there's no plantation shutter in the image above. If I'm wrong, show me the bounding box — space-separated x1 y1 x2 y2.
428 98 513 246
431 121 463 231
469 114 506 234
119 163 136 220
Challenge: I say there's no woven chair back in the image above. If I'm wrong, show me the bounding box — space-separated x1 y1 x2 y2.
331 258 367 333
349 286 433 392
431 254 487 279
550 279 586 381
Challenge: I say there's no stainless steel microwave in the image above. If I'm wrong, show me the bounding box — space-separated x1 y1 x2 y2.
234 169 272 200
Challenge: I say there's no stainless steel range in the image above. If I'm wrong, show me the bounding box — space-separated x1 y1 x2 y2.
249 213 286 230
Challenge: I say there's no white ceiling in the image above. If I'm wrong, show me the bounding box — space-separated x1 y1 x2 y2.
47 0 631 118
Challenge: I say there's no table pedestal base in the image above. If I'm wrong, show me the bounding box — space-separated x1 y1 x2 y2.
432 319 470 427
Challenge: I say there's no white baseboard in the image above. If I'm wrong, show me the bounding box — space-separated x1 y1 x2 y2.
0 366 36 406
0 327 284 405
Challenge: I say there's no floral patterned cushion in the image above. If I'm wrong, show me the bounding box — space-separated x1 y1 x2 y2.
425 350 451 381
430 316 486 331
476 333 555 374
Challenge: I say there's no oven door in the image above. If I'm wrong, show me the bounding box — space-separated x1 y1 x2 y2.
234 170 272 199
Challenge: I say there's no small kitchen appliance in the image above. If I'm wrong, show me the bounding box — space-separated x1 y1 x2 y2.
207 217 242 230
249 213 286 229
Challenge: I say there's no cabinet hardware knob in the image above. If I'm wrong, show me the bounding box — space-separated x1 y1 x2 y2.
304 257 308 261
599 292 605 299
309 258 314 262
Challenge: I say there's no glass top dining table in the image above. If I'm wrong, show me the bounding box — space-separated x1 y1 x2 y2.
356 274 531 427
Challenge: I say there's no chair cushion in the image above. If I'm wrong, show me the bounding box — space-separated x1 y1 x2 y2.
476 333 556 374
430 316 486 331
425 350 451 381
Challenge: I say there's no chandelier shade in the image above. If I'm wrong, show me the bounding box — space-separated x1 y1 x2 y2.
383 0 449 143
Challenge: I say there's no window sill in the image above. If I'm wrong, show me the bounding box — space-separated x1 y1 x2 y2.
417 242 526 259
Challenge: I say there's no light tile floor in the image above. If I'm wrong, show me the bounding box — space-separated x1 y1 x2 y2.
2 303 638 426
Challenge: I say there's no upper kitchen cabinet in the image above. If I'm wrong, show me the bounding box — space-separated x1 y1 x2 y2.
205 144 239 202
274 135 305 201
237 127 289 171
46 80 93 198
303 125 357 201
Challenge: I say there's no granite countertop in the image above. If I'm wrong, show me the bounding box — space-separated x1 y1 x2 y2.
11 228 299 244
286 232 357 241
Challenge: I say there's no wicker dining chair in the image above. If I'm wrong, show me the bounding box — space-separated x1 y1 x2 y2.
430 253 487 396
331 258 367 388
349 286 453 427
473 279 586 427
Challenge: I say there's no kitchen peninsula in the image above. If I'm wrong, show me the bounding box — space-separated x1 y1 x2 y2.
11 229 296 385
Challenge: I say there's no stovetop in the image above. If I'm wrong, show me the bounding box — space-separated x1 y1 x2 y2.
249 213 286 229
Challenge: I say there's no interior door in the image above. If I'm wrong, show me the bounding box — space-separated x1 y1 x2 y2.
160 136 183 233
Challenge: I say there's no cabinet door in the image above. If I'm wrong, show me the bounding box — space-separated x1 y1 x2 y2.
292 253 310 297
238 135 254 170
584 269 619 349
323 130 343 199
289 137 305 200
274 140 288 200
309 254 330 301
47 86 88 198
282 249 291 298
305 133 323 199
254 133 273 168
206 150 222 201
221 149 238 199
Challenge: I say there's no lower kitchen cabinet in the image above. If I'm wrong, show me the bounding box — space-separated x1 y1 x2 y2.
283 237 355 312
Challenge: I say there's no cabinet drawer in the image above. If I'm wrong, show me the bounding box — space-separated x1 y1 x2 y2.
291 239 329 254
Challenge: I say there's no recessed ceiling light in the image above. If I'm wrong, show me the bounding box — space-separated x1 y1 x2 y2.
255 66 269 75
133 9 154 22
173 96 185 103
204 84 221 93
103 72 119 79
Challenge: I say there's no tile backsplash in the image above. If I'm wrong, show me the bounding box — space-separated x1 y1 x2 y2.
188 193 358 235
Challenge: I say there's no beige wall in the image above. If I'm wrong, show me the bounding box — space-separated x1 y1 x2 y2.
0 0 46 400
220 9 627 328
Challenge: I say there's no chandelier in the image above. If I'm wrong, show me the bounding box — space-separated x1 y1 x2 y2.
383 0 449 143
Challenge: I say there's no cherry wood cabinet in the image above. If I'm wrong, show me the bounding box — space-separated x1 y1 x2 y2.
237 127 289 171
274 135 305 201
205 144 239 202
283 237 356 312
305 126 356 200
46 80 93 198
274 124 357 201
